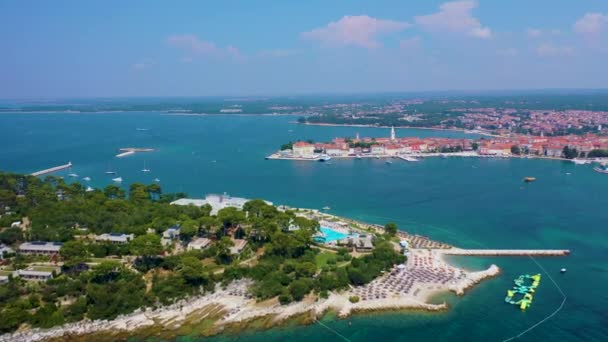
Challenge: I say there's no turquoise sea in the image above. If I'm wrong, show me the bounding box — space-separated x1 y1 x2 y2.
0 112 607 341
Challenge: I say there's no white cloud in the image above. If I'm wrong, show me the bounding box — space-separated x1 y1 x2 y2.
301 15 410 48
167 34 241 59
526 28 561 38
258 49 298 58
536 43 574 57
574 12 608 35
132 60 155 71
414 0 491 39
527 28 542 38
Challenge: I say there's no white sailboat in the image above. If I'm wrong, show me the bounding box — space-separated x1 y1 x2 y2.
154 178 160 182
112 177 123 183
83 176 91 181
141 161 151 173
85 186 94 192
68 173 79 178
105 162 116 175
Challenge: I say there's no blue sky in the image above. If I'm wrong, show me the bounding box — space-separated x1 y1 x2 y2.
1 0 608 98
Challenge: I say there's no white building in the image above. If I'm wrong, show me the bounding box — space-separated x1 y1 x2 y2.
18 242 62 255
292 142 315 158
0 275 8 284
95 233 134 244
171 193 272 215
187 237 211 251
0 244 14 259
371 145 385 155
14 269 55 281
162 226 181 240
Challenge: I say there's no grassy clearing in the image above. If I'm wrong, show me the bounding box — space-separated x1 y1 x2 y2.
315 252 336 268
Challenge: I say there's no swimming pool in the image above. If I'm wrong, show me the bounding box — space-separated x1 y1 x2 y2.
315 227 354 243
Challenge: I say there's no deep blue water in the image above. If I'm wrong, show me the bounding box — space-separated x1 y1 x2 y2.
1 112 607 341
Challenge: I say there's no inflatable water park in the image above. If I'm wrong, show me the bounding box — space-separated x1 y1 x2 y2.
505 274 541 311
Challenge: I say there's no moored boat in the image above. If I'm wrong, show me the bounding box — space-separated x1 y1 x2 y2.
319 154 332 162
593 166 608 174
523 177 536 182
112 177 123 183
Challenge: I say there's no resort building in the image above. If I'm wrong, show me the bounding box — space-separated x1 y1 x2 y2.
14 269 55 282
292 142 315 158
337 234 374 252
187 237 211 251
18 241 62 255
95 233 134 244
0 275 9 284
172 193 272 215
230 239 248 254
0 244 14 259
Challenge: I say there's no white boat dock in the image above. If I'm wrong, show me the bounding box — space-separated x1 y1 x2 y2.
31 162 73 176
442 248 570 256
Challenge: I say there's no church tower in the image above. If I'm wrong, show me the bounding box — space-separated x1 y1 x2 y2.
390 126 396 141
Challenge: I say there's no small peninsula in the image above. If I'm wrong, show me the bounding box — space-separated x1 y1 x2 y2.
0 172 568 342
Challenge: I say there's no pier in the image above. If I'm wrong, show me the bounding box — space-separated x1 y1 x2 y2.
115 147 155 158
31 162 72 176
398 156 420 162
442 248 570 256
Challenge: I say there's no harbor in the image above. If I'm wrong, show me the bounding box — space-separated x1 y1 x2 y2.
30 162 72 176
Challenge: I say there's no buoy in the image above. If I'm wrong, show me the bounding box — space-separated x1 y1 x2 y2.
560 268 567 273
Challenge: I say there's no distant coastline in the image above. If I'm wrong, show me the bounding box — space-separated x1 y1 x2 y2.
297 122 502 137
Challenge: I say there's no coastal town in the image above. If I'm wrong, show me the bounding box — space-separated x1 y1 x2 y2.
268 126 608 162
298 99 608 137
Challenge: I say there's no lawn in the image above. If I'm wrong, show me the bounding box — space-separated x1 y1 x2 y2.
315 252 336 268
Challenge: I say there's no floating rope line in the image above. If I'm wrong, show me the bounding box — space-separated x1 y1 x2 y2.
500 256 567 342
315 318 352 342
